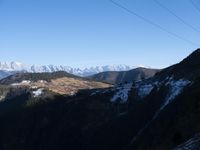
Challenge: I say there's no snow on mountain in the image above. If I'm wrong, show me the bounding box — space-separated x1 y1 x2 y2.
0 62 27 71
32 88 44 97
111 83 133 103
175 133 200 150
0 62 135 77
137 84 154 98
161 78 191 110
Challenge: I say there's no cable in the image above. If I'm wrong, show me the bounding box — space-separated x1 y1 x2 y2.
109 0 199 46
154 0 200 33
189 0 200 14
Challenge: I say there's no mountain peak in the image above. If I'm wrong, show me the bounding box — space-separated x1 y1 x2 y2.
180 48 200 66
187 48 200 58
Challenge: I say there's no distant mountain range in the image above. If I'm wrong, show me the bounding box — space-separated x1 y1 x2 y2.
0 62 139 78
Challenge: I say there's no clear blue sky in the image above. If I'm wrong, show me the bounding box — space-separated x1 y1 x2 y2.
0 0 199 68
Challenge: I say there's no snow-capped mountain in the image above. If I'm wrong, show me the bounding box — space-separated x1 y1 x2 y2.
0 62 27 71
0 62 135 77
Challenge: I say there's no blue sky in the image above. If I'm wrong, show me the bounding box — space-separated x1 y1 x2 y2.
0 0 199 68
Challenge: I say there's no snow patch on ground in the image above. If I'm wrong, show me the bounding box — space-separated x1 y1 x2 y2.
69 91 76 96
160 78 191 110
111 83 133 103
90 90 100 96
21 80 31 84
32 88 44 97
38 80 48 84
175 133 200 150
11 80 31 86
137 84 154 98
135 80 162 98
152 78 192 122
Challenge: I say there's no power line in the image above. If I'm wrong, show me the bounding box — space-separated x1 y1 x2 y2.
189 0 200 14
109 0 199 46
154 0 200 33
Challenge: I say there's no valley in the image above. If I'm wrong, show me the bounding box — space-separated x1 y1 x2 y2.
0 49 199 150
